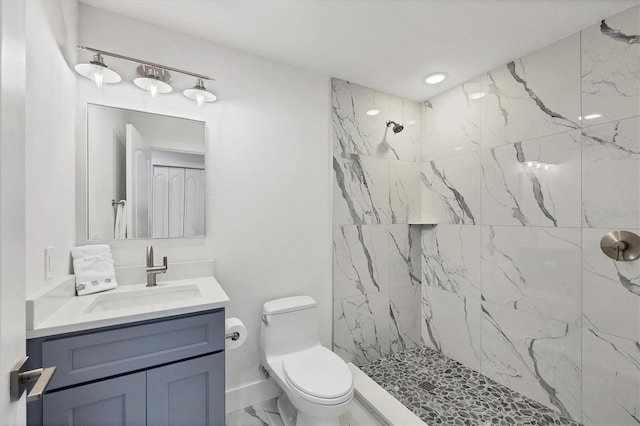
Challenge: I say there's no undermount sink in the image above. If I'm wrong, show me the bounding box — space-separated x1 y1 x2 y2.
85 284 202 313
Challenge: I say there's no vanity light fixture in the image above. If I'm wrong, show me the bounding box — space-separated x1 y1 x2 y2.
424 72 448 85
134 65 173 98
75 46 216 103
183 78 217 106
74 53 121 87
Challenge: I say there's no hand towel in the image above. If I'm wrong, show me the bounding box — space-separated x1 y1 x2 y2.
71 245 118 296
71 244 112 258
114 201 127 239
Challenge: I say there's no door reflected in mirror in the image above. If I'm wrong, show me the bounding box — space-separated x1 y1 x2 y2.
87 104 206 240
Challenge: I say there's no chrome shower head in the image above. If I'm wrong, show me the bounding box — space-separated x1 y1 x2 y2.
386 120 404 134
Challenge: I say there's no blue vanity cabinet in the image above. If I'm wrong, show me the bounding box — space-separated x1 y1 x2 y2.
147 353 224 426
43 372 146 426
27 309 226 426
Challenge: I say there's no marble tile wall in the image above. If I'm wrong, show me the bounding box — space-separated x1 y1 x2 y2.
421 5 640 425
332 79 422 365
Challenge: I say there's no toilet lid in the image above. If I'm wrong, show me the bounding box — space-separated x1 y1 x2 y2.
283 346 353 399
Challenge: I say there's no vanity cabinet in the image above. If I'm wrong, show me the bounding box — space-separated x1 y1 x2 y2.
147 353 224 425
27 309 225 426
43 372 146 425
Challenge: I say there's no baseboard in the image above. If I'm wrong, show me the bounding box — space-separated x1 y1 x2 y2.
225 378 281 414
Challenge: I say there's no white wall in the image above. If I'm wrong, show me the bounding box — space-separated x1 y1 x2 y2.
87 104 127 240
126 110 205 153
0 0 27 421
25 0 78 295
77 5 332 404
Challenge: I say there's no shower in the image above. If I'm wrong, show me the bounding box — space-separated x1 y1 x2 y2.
386 120 404 134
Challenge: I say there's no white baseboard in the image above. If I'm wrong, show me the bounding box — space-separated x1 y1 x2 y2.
225 378 281 414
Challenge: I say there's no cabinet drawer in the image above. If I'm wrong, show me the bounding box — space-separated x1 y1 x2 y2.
42 310 224 390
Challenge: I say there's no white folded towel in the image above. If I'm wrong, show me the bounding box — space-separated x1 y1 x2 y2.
71 245 118 296
71 244 112 258
114 201 127 239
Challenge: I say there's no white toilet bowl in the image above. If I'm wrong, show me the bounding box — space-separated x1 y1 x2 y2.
259 296 354 426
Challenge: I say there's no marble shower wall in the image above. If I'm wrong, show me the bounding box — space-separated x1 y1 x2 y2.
332 79 422 365
421 5 640 425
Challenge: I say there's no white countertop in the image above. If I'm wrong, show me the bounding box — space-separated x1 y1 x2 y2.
27 275 230 339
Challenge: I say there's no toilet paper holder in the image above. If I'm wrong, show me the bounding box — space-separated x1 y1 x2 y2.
225 331 240 341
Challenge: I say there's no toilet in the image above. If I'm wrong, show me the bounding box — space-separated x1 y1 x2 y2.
259 295 354 426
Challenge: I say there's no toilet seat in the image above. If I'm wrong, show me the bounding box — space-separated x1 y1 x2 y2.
282 346 353 405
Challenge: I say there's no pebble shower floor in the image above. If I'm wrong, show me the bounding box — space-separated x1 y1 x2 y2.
360 345 579 426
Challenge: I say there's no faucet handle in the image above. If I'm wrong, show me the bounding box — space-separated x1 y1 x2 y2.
162 256 168 267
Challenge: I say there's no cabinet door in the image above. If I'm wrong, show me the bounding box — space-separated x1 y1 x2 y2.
42 372 145 426
168 167 185 238
152 166 169 238
147 353 224 426
184 168 205 237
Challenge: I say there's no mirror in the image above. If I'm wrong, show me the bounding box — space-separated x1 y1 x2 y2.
86 104 206 240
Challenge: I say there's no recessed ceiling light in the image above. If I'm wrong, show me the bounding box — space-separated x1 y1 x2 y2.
424 72 448 85
366 109 380 116
583 113 602 120
468 91 486 100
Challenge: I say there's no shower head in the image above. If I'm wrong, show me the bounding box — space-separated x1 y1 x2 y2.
386 120 404 134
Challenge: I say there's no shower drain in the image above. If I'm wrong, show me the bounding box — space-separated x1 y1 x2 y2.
418 380 437 392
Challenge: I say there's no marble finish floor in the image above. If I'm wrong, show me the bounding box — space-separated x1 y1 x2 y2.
226 396 383 426
227 399 284 426
360 345 580 426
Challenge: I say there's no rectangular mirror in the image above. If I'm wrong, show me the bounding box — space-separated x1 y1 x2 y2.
86 104 206 240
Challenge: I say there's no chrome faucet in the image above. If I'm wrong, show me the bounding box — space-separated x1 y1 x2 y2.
146 245 168 287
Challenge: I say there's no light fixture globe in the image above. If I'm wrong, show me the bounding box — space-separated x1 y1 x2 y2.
183 79 217 106
74 54 121 87
134 65 172 98
133 77 173 97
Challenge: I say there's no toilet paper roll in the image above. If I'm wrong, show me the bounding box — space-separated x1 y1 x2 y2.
225 317 247 350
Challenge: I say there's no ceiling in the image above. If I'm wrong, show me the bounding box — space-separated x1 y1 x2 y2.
80 0 638 101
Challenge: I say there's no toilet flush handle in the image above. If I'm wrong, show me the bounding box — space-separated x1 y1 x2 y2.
262 314 269 325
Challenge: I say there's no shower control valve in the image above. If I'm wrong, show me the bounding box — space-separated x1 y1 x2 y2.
600 231 640 261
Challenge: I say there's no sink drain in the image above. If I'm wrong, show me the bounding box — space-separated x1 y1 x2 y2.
418 380 437 392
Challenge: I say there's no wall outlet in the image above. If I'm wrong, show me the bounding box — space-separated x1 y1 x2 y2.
44 247 54 280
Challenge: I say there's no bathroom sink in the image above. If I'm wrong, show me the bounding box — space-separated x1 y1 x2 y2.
85 285 202 313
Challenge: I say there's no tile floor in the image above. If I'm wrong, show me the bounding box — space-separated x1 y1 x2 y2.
226 395 383 426
227 398 284 426
360 345 580 426
226 345 581 425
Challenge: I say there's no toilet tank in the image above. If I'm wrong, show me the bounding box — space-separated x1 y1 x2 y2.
260 296 320 358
